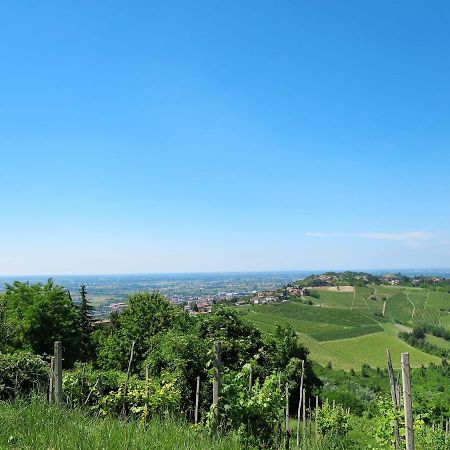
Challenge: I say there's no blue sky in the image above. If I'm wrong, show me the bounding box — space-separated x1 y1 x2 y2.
1 1 450 275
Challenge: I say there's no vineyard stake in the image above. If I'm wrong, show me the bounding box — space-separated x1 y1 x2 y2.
80 362 86 401
386 349 401 450
395 372 401 408
48 356 54 402
308 397 312 444
285 383 291 449
121 340 135 417
54 341 63 404
296 360 305 449
212 341 221 431
401 352 414 450
302 388 306 448
248 365 253 436
145 365 149 419
195 375 200 425
315 395 319 445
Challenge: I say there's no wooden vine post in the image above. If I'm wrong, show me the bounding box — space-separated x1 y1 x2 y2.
401 352 414 450
248 365 253 435
212 341 222 431
121 340 135 417
195 375 200 425
315 395 319 445
285 383 291 450
302 388 306 444
296 360 305 448
144 365 149 419
54 341 63 404
48 356 54 402
386 349 401 450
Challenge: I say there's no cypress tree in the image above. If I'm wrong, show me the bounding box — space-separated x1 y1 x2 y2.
79 284 93 360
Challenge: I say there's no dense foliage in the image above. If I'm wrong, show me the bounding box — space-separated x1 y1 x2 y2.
0 280 81 366
0 352 48 400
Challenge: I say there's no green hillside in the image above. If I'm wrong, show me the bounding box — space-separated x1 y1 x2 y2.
238 284 448 370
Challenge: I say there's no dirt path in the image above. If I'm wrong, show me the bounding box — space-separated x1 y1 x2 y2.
405 291 416 320
350 288 356 310
363 295 370 311
421 290 431 319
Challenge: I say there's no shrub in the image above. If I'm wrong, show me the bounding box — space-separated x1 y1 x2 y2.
317 400 351 436
207 365 284 449
62 364 181 419
0 352 48 399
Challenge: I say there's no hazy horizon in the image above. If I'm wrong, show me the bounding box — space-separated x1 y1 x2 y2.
1 267 450 279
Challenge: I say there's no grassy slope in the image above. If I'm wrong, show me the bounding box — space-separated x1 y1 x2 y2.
0 399 239 450
296 325 439 370
426 333 450 351
440 315 450 330
239 286 443 371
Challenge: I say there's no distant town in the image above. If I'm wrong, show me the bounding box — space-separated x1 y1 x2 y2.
85 270 450 319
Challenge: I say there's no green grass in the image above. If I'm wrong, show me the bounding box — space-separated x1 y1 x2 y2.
313 290 355 309
425 334 450 351
310 324 383 342
0 398 239 450
298 330 440 371
440 314 450 330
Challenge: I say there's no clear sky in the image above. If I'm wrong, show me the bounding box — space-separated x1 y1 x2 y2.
1 1 450 275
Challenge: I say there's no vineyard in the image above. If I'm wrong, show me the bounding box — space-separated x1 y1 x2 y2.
238 284 449 371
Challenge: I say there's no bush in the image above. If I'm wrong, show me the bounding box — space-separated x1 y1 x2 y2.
0 352 48 399
207 365 284 449
317 400 351 436
62 364 181 419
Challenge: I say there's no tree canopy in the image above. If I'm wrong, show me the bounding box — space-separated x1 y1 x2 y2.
0 280 80 366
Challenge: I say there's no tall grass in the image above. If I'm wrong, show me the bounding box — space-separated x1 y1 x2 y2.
0 397 240 450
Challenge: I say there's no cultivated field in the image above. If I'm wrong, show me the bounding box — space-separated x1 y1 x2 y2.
313 285 354 292
238 284 448 370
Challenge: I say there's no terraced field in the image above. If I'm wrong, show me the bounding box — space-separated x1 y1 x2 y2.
238 285 446 370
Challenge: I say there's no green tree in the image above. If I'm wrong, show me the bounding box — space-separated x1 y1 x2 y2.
1 280 80 366
198 307 263 370
95 292 191 371
259 323 321 410
144 330 209 411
